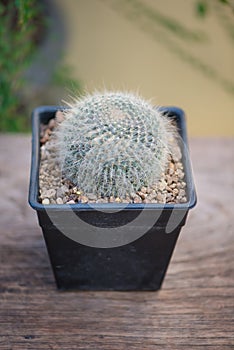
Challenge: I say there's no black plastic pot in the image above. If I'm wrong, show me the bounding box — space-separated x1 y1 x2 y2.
29 106 196 291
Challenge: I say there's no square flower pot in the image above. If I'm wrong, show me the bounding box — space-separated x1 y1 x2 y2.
29 106 196 291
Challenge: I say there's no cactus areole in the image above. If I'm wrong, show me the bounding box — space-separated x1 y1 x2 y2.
56 92 179 199
28 92 196 291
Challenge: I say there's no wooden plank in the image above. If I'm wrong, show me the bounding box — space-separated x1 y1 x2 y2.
0 135 233 349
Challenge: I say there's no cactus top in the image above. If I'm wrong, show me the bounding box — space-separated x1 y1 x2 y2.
56 92 179 198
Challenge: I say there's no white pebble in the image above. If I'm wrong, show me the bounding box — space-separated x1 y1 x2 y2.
42 198 50 205
80 196 88 203
56 197 63 204
179 189 186 197
158 180 167 191
140 186 147 194
156 193 166 203
41 188 56 199
86 193 97 201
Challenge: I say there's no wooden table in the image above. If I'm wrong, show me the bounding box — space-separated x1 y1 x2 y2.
0 135 233 349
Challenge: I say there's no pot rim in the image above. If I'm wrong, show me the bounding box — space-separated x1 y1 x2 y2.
28 105 197 212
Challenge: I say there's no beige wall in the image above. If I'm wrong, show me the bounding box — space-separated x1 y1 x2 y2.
54 0 234 136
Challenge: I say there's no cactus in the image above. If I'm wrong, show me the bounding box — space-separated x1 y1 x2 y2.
56 91 179 198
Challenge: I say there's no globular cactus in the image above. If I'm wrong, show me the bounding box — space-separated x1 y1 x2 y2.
56 91 178 198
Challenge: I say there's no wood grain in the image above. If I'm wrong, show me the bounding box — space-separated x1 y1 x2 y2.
0 135 233 349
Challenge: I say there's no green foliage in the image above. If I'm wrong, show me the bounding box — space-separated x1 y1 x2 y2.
196 0 234 17
102 0 234 95
196 1 208 17
56 92 178 198
0 0 43 132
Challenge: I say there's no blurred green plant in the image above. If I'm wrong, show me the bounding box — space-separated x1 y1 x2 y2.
0 0 44 132
196 0 234 43
196 1 208 17
196 0 234 17
101 0 234 95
